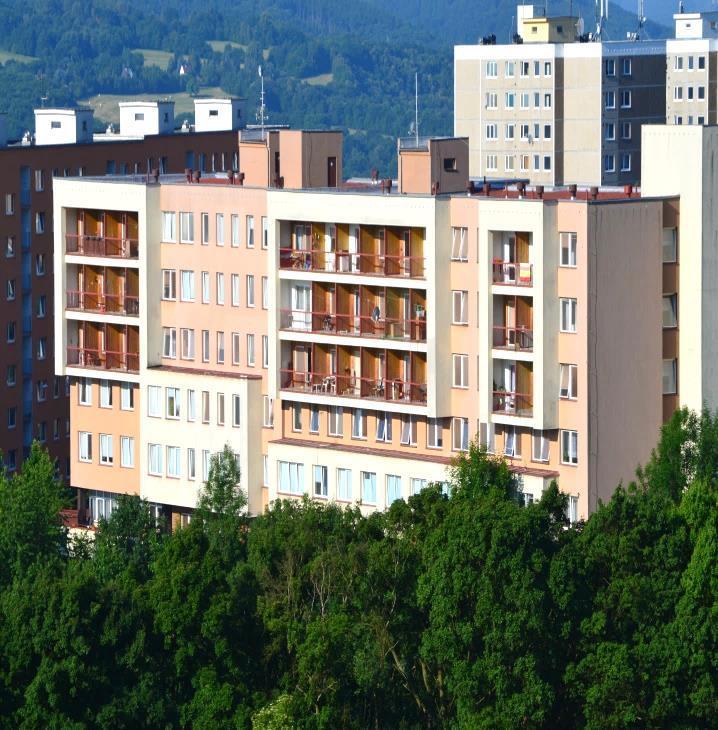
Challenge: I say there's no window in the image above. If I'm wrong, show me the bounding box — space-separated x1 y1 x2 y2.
533 154 540 171
231 274 240 306
520 60 529 77
99 434 113 465
622 58 631 76
452 417 469 452
621 121 632 140
217 393 225 426
279 461 304 495
187 448 196 480
232 332 241 365
699 86 705 100
605 91 615 109
328 406 343 436
452 354 468 388
79 432 92 462
262 335 269 369
262 276 269 309
561 430 579 465
292 404 302 431
7 407 15 429
34 169 44 191
247 334 255 366
544 61 552 76
162 212 176 242
100 380 112 408
532 430 550 462
79 378 92 405
337 468 352 501
202 330 210 362
37 295 46 318
202 271 210 303
352 408 366 439
560 232 577 267
5 193 14 215
201 213 210 244
216 273 225 305
663 359 677 395
533 92 540 109
245 275 255 307
559 363 578 399
6 280 14 301
620 153 631 172
544 93 552 108
485 93 497 110
262 217 269 249
544 123 552 139
309 405 320 433
486 154 498 172
148 443 163 475
313 465 328 497
202 450 211 481
187 390 196 422
36 337 47 360
386 474 402 504
202 391 210 423
620 90 631 109
505 155 515 172
505 92 515 109
180 270 195 302
451 291 468 326
231 214 240 247
427 418 443 448
662 228 677 262
180 328 195 359
479 421 495 453
263 396 274 428
663 294 678 328
180 212 194 243
166 387 180 419
605 122 615 141
520 92 530 109
216 213 225 246
400 416 417 446
485 123 498 140
6 321 15 343
451 227 468 261
604 154 615 173
217 331 225 363
560 298 577 333
505 123 515 140
6 365 15 386
246 215 255 248
166 446 181 478
486 60 497 78
163 327 177 358
376 413 392 443
6 236 14 257
505 60 515 77
674 86 683 101
543 155 552 171
504 426 519 457
148 385 162 417
162 270 176 300
699 55 706 70
675 56 683 71
36 380 48 402
688 86 694 100
361 471 377 503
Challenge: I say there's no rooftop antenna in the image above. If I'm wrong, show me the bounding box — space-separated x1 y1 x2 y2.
414 72 419 146
594 0 608 40
635 0 646 39
256 65 268 136
37 72 48 107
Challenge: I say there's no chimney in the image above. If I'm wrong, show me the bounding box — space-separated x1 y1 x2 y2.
568 184 577 200
589 186 599 200
535 185 544 199
517 181 526 198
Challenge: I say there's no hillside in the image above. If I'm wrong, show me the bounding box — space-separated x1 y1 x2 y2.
0 0 670 177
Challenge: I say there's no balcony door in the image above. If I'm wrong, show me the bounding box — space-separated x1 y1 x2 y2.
349 225 360 272
291 284 311 330
324 224 336 272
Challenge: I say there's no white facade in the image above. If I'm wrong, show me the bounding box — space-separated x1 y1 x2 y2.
193 98 246 133
34 108 94 146
119 101 175 137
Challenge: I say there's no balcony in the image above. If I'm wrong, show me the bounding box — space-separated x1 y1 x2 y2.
279 309 426 342
280 249 425 279
492 260 533 287
66 234 139 259
280 369 427 405
492 390 533 417
67 290 139 316
67 346 139 373
492 325 533 352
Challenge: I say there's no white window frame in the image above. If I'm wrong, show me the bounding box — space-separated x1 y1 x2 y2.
452 353 469 388
559 363 578 400
560 232 577 267
561 430 579 465
559 298 577 333
162 211 176 242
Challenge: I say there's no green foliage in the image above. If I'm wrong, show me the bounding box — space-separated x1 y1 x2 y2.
2 417 718 726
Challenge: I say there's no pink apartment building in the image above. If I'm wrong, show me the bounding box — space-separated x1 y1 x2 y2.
53 125 697 527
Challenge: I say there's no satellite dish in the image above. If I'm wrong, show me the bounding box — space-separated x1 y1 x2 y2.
577 17 585 35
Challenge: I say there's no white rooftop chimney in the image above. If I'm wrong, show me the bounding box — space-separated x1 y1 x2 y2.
118 101 174 136
193 98 247 132
34 108 94 146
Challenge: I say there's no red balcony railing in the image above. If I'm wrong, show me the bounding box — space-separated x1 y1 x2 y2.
280 369 427 405
492 325 533 351
66 234 139 259
279 308 427 341
279 248 425 278
67 346 139 373
67 290 139 316
492 260 533 286
492 390 533 417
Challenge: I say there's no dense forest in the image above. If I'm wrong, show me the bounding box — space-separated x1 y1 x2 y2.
0 407 717 728
0 0 669 177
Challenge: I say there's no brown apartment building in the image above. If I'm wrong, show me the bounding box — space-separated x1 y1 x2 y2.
1 99 244 476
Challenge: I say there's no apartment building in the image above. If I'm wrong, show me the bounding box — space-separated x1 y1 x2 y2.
454 4 666 186
54 124 705 525
666 10 718 125
0 99 242 479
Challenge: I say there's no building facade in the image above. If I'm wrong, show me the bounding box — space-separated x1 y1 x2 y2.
53 126 700 526
0 100 242 479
